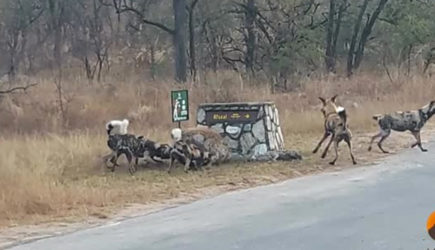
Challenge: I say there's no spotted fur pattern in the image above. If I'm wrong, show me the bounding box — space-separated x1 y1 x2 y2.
368 100 435 153
106 134 147 174
313 95 356 165
139 141 172 164
167 139 213 173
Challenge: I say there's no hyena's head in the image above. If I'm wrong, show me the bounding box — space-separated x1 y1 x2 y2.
318 95 339 118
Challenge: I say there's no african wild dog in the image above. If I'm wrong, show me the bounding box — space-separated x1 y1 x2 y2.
368 100 435 153
167 128 213 173
167 140 212 173
137 140 172 164
106 134 148 174
313 95 356 165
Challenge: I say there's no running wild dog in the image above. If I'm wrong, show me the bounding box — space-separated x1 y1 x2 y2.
368 100 435 153
313 95 357 165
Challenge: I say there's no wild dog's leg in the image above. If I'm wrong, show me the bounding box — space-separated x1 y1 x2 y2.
184 157 192 173
313 132 330 154
107 151 122 172
126 151 136 175
368 131 383 151
345 136 357 165
329 139 341 165
167 156 176 173
321 133 335 158
111 151 123 166
103 152 114 166
377 130 391 154
411 131 427 152
128 158 137 175
104 152 115 169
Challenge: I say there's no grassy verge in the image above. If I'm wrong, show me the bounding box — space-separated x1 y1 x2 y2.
1 126 433 229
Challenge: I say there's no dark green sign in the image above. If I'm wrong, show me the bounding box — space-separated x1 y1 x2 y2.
171 90 189 122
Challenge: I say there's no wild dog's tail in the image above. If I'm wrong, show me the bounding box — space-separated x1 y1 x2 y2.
336 106 348 126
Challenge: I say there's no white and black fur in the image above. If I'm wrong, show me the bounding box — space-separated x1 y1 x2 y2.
368 100 435 153
106 119 129 135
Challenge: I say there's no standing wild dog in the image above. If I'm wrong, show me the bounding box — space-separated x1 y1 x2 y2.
368 100 435 153
106 134 147 174
313 95 357 165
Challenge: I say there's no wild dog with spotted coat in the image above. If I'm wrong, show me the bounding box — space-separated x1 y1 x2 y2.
313 95 356 165
167 128 213 173
368 100 435 153
106 134 147 174
138 140 172 164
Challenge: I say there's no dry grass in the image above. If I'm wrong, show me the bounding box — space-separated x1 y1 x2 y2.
1 71 435 228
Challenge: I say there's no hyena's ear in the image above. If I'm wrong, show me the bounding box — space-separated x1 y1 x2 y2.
331 95 338 103
318 97 326 105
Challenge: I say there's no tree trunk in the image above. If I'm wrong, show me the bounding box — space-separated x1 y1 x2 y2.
188 0 199 81
353 0 389 69
48 0 63 68
406 44 412 76
173 0 187 82
347 0 370 77
325 0 336 73
331 0 347 67
245 0 256 74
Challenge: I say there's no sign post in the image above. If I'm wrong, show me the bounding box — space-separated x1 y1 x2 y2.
171 90 189 128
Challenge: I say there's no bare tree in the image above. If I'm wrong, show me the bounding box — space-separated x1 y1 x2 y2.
47 0 65 68
347 0 389 76
173 0 187 82
0 0 44 78
187 0 200 80
0 82 37 94
325 0 348 73
107 0 188 82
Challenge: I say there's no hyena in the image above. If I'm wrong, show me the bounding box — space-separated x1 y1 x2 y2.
313 95 356 165
368 100 435 153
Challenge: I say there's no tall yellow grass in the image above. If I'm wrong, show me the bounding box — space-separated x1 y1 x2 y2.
1 70 435 227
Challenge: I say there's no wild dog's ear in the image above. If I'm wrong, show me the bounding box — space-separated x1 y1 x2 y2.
318 97 326 105
431 100 435 106
331 95 338 103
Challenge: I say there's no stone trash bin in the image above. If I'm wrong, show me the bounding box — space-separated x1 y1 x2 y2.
196 102 292 161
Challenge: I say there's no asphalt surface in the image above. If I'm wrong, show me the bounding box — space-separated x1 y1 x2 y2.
9 143 435 250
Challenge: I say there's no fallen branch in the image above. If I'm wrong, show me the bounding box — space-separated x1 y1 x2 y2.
0 83 38 94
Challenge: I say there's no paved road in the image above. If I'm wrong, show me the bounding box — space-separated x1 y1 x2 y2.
9 143 435 250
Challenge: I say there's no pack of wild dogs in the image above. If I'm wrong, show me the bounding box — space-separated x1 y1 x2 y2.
313 95 435 165
104 96 435 174
104 119 230 174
